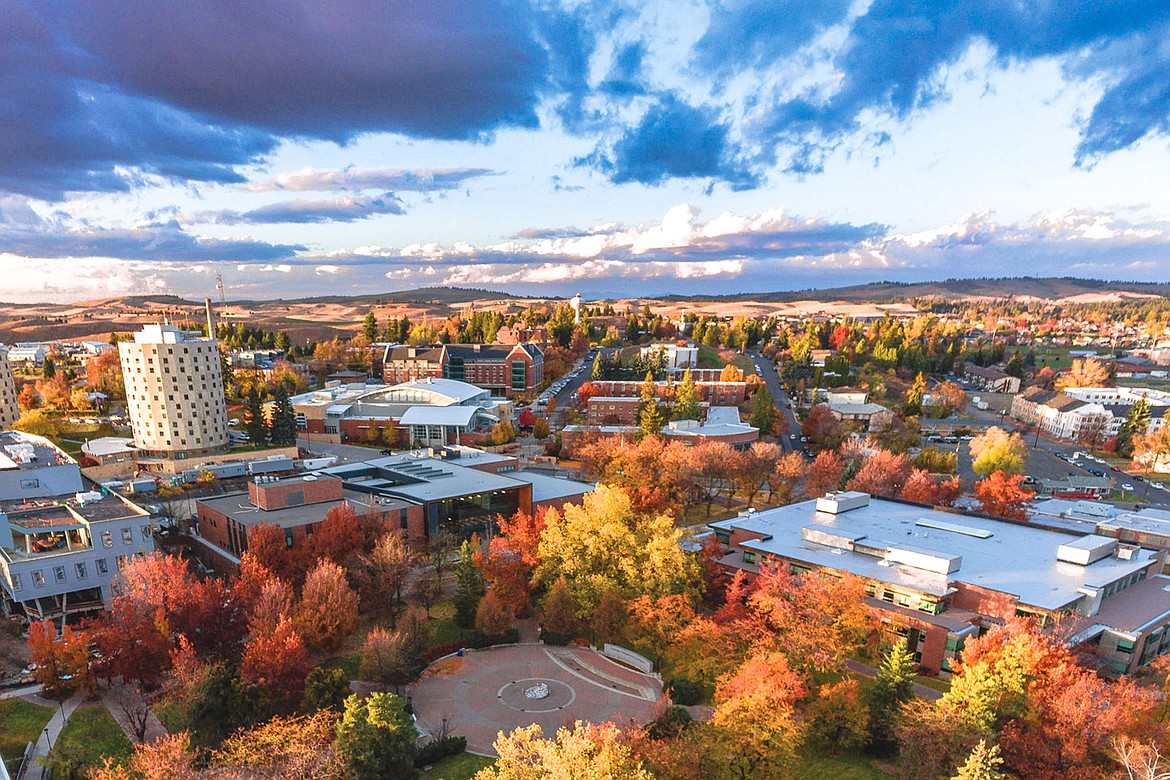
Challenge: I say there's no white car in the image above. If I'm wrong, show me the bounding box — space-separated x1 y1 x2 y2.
1122 484 1135 492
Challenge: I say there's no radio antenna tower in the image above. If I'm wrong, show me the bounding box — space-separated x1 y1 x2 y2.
215 272 226 306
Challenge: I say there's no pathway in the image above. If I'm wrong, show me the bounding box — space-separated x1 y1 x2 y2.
99 685 168 744
17 692 82 780
843 659 945 701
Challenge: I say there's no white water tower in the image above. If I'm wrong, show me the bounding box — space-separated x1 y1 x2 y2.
571 292 582 323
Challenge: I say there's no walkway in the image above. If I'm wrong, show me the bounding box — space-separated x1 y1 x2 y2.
843 659 945 701
18 692 82 780
99 685 168 744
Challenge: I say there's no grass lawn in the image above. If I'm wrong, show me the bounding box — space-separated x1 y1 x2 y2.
51 705 133 772
152 699 189 734
428 600 463 648
914 675 951 694
796 752 888 779
320 653 361 680
0 698 54 776
419 752 495 780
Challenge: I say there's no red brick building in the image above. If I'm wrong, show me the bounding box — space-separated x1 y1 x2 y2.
381 343 544 397
588 379 746 406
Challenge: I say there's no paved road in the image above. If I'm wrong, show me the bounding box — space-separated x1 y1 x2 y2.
746 350 800 451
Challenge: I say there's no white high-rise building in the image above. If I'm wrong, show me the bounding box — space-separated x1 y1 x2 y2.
119 324 229 460
0 348 20 429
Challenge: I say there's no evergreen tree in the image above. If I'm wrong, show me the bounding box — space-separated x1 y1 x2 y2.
1118 397 1151 457
268 387 297 446
639 397 666 439
362 311 378 341
868 642 917 752
904 371 927 416
591 351 605 380
41 356 55 379
1004 350 1024 379
672 368 701 421
243 390 268 446
748 386 777 433
950 740 1004 780
334 693 418 780
452 539 484 630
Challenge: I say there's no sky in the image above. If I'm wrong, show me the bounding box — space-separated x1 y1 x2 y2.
4 0 1170 303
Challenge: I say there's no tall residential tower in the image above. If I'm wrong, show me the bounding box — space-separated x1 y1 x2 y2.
119 324 229 461
0 348 20 429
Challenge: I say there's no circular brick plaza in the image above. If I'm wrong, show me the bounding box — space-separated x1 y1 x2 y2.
409 643 666 755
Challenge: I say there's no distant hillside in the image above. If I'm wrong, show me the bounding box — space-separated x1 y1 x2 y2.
657 277 1170 304
231 287 532 307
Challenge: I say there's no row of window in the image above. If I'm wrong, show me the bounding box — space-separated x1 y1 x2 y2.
11 551 147 591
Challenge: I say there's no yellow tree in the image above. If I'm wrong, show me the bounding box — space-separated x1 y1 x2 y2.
711 652 805 778
969 427 1027 477
297 559 359 651
476 721 653 780
536 485 701 616
1055 358 1111 390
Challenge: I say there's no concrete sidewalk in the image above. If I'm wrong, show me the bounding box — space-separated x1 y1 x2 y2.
18 692 82 780
99 685 168 744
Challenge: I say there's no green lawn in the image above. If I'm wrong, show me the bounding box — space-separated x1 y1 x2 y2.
320 653 361 681
0 698 54 776
152 699 189 734
796 752 888 779
49 705 133 773
428 600 463 648
419 752 495 780
914 675 951 694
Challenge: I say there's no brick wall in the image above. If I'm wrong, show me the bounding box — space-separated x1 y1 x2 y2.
248 475 344 510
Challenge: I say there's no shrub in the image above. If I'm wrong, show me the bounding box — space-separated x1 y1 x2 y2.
646 706 692 740
666 678 703 706
414 735 467 767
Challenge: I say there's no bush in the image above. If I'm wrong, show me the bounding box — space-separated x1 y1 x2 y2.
646 706 692 740
666 678 703 706
414 735 467 767
540 630 573 646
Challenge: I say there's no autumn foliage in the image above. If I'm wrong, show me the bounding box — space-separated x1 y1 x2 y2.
974 470 1035 520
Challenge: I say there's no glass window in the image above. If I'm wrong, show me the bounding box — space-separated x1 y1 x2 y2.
53 566 66 583
75 562 87 579
742 551 756 564
32 570 45 587
116 555 128 570
96 558 108 575
102 530 113 548
121 528 134 544
142 525 152 540
11 573 21 591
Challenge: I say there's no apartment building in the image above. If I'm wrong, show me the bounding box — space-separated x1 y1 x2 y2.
0 431 156 621
119 324 229 461
0 348 20 430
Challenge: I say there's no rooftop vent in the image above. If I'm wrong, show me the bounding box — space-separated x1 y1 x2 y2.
815 491 870 514
1057 534 1118 565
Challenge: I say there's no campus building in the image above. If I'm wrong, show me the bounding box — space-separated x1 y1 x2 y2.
193 446 593 568
0 431 156 621
381 343 544 397
0 348 19 430
962 362 1022 394
562 409 759 456
710 492 1170 677
119 324 229 462
289 377 509 446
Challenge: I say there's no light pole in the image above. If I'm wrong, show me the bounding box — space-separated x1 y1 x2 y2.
43 725 52 751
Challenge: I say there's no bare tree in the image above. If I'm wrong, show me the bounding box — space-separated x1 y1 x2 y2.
112 685 152 743
1112 737 1170 780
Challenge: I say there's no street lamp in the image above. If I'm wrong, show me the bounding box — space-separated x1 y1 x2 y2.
43 726 52 751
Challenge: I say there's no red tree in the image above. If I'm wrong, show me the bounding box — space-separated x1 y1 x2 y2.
975 470 1034 520
240 616 310 710
806 450 845 497
311 504 365 566
475 509 545 613
28 620 93 695
802 404 844 451
518 407 536 428
900 469 963 506
846 450 912 497
576 382 602 407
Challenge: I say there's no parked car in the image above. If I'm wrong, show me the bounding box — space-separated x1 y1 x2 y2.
1122 484 1135 492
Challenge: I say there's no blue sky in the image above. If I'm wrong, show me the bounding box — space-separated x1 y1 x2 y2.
4 0 1170 302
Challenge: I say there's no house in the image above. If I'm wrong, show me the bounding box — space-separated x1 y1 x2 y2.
710 491 1170 677
962 362 1022 394
826 401 895 431
1010 389 1111 442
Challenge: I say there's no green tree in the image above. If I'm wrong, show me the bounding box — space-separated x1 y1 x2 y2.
244 390 269 446
1118 397 1151 458
268 387 297 446
334 693 417 780
671 368 701 421
637 372 664 438
453 539 485 630
951 740 1005 780
362 311 378 341
869 643 917 752
1004 351 1024 379
42 356 55 379
301 667 350 713
748 386 777 433
905 371 927 416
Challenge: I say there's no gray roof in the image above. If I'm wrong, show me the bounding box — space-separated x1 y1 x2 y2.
398 406 479 427
513 472 595 504
198 489 381 529
321 454 525 503
711 496 1160 612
